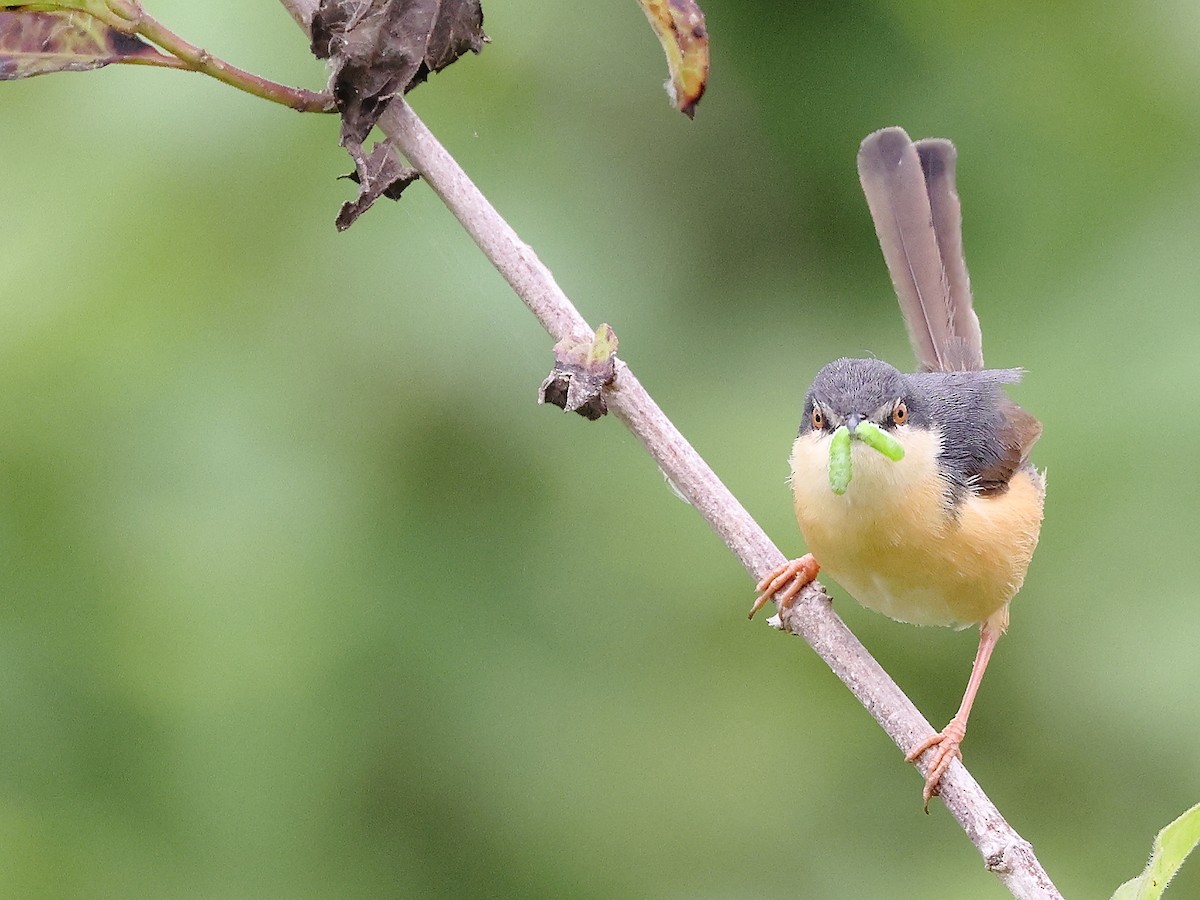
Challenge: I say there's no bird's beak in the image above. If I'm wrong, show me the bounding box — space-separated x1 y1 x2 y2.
845 413 864 432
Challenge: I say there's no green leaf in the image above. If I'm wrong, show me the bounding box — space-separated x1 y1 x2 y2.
828 425 852 495
2 1 141 32
586 324 619 365
854 420 905 461
636 0 709 118
1111 802 1200 900
0 9 170 80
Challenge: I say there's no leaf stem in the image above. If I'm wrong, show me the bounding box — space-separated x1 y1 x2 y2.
132 10 332 113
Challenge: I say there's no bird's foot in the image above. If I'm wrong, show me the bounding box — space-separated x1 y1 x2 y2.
748 554 820 619
906 718 967 810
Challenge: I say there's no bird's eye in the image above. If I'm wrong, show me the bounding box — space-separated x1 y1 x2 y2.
891 401 908 426
811 405 825 430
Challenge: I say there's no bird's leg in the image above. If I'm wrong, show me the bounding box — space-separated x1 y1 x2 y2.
748 554 820 619
906 615 1004 807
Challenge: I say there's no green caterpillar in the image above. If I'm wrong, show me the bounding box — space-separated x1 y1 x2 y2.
827 421 905 494
828 426 853 494
854 420 905 461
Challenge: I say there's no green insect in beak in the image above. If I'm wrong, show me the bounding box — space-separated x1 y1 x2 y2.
827 420 905 495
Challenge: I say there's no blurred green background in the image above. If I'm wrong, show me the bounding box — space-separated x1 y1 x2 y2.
2 1 1199 897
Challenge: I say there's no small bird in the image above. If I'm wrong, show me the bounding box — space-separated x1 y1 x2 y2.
751 127 1045 805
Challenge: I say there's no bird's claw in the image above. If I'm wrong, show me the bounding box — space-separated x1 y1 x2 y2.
906 719 967 810
749 554 820 619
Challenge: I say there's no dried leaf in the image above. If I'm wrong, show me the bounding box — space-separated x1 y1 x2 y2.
335 142 420 230
637 0 709 118
0 8 169 80
311 0 487 145
538 325 619 421
311 0 485 228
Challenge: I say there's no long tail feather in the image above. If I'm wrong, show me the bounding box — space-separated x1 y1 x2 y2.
858 127 984 372
915 138 983 370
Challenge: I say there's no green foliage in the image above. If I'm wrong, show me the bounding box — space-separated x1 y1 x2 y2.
5 0 138 31
1112 803 1200 900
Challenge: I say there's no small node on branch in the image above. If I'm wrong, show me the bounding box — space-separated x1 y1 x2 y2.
538 325 619 420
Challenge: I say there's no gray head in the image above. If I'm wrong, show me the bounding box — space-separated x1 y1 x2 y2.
799 358 929 437
800 358 1038 495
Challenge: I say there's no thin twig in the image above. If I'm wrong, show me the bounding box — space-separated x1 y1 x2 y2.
132 9 332 112
275 2 1063 896
277 0 312 31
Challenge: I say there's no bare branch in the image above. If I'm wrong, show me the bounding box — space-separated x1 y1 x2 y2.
278 0 313 30
276 2 1062 896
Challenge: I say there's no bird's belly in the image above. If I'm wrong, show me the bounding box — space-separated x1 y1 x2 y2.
832 567 995 629
790 430 1044 629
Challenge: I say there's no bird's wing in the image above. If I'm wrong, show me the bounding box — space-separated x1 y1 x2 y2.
975 399 1043 494
858 127 984 372
914 370 1042 494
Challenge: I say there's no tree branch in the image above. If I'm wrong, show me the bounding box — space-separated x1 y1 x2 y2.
276 2 1062 896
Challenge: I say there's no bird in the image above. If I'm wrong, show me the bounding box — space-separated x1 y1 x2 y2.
750 126 1045 806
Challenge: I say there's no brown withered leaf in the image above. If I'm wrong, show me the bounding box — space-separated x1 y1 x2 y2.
311 0 487 145
0 9 172 80
311 0 485 228
538 325 619 421
335 142 420 230
637 0 709 118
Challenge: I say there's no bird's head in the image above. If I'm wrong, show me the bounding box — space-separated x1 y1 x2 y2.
792 358 943 501
800 358 927 438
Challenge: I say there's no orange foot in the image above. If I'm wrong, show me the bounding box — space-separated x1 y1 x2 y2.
748 554 820 620
906 718 967 809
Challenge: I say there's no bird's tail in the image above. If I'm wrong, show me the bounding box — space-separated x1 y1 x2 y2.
857 127 984 373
